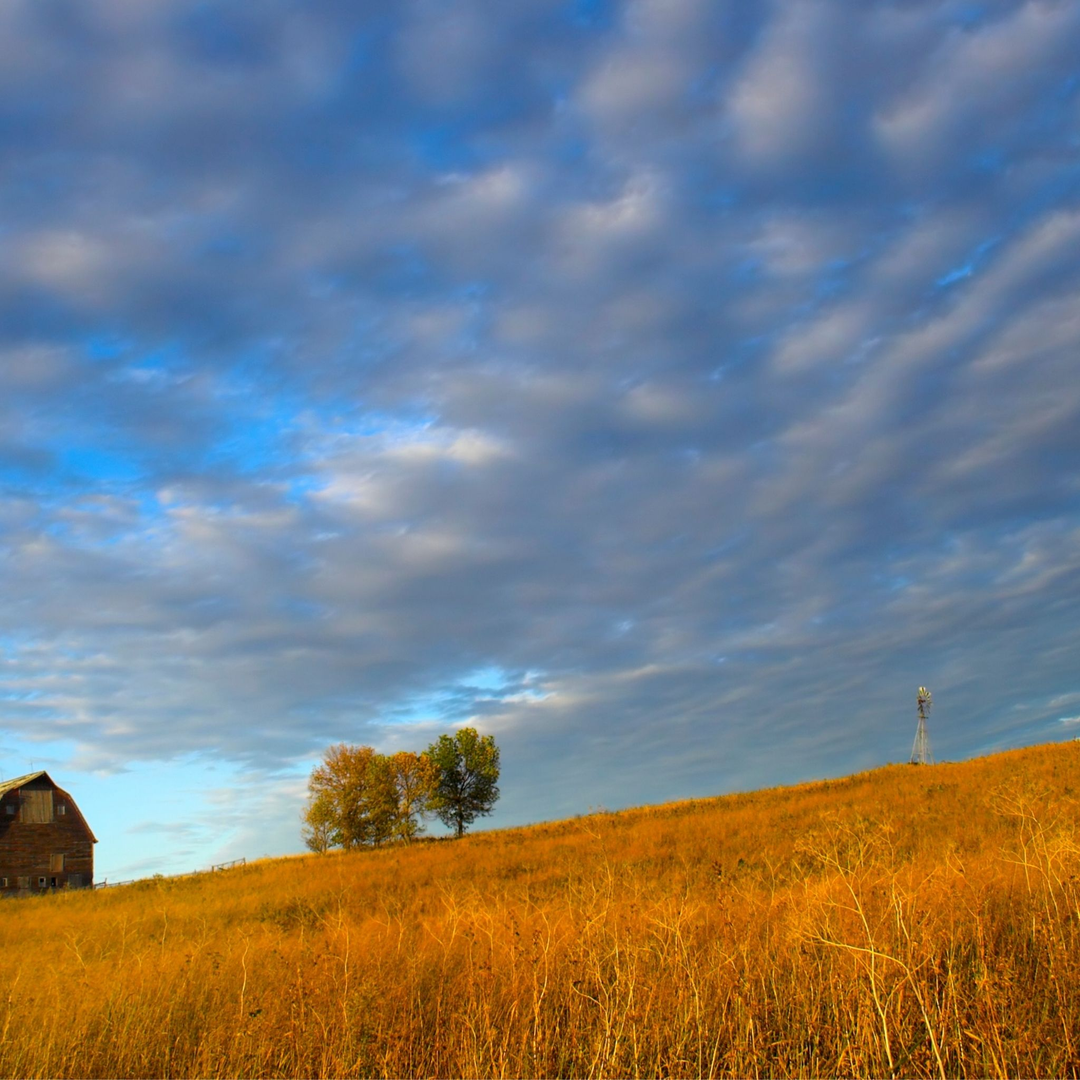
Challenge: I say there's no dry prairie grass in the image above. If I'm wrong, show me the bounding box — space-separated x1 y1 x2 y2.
2 741 1080 1078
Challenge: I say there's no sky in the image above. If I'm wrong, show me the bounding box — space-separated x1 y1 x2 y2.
1 0 1079 882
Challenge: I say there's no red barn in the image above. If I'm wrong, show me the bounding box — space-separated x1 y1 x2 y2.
0 772 96 895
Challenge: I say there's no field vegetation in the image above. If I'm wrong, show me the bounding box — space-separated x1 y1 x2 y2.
2 741 1080 1078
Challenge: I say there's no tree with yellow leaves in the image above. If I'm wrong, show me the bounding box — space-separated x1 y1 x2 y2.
302 744 440 851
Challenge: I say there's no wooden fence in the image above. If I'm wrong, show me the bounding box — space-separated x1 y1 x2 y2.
93 857 246 890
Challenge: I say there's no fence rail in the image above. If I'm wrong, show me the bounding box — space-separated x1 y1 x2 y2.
210 858 246 872
94 857 247 890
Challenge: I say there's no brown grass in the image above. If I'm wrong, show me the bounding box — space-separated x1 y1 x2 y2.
3 741 1080 1078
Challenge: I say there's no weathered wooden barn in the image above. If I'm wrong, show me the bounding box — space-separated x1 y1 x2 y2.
0 772 96 895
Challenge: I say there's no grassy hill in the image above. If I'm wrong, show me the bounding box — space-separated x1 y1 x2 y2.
2 741 1080 1078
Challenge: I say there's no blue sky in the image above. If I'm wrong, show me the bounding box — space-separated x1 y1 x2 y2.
1 0 1079 880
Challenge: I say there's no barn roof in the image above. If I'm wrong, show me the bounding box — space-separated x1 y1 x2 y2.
0 771 97 843
0 771 47 799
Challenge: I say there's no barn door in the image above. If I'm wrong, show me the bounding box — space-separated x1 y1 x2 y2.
21 789 53 823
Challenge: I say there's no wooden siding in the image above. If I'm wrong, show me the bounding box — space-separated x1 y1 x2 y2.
0 776 95 895
21 789 53 824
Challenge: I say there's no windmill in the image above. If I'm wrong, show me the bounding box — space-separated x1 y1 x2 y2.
910 686 933 765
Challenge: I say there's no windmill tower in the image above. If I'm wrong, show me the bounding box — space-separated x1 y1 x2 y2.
910 686 933 765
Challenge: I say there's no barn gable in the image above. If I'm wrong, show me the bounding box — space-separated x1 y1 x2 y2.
0 772 96 895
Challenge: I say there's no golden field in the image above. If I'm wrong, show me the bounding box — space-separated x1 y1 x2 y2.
3 741 1080 1079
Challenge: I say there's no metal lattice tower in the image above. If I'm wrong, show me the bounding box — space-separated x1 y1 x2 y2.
910 686 933 765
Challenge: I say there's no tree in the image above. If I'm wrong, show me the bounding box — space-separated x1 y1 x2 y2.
426 727 500 838
301 744 397 851
301 789 336 854
301 744 441 851
387 750 439 843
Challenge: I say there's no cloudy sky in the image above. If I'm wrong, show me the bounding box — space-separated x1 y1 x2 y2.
1 0 1079 880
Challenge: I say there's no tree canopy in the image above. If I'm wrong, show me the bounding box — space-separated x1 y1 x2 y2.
301 745 437 851
425 727 501 838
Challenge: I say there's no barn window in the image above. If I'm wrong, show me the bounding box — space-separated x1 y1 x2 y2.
50 854 65 872
4 804 13 815
1 878 7 888
57 804 66 815
37 877 47 888
50 877 58 888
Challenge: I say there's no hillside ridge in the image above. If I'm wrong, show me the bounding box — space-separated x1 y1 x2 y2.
1 738 1078 1078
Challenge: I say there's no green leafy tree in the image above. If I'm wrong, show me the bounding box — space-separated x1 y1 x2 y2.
426 727 500 838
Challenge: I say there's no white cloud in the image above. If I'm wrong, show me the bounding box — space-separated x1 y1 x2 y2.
725 1 838 167
875 2 1080 167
